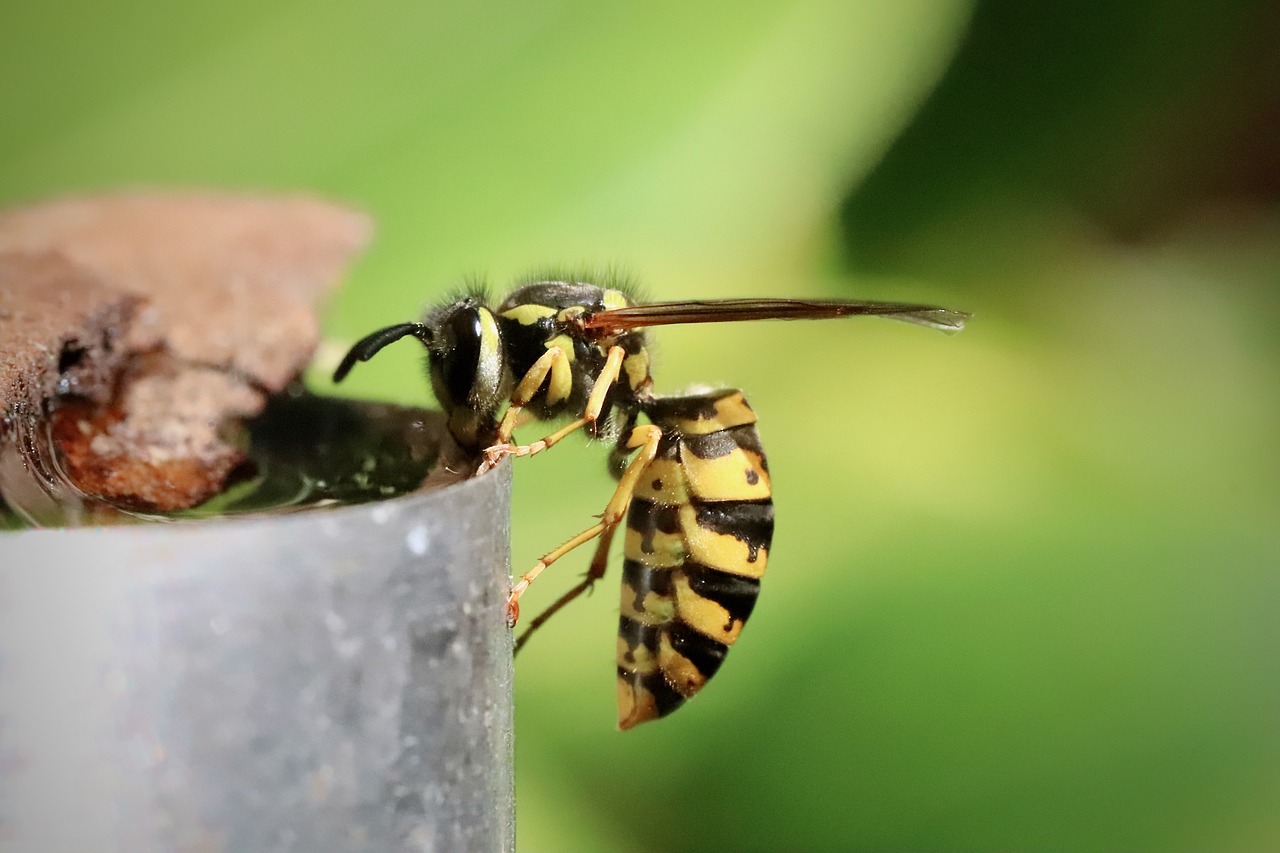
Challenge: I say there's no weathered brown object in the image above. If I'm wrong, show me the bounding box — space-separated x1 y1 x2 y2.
0 191 372 512
0 252 139 421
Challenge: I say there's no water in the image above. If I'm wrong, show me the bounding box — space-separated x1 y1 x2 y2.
0 389 444 528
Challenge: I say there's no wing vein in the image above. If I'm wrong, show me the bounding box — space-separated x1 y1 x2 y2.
581 298 970 334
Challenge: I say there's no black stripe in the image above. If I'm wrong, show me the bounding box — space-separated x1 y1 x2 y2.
667 621 729 682
682 429 738 460
628 498 683 556
724 424 766 463
681 563 761 629
691 499 775 563
617 615 660 669
636 670 687 718
497 311 555 381
655 431 682 459
499 281 625 313
642 389 739 423
622 559 674 612
628 498 683 533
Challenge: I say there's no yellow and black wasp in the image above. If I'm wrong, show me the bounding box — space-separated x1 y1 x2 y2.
334 277 968 729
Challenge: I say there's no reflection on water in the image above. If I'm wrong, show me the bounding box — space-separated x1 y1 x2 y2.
0 389 443 528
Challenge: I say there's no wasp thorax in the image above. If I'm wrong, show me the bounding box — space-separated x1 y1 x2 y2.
424 299 510 445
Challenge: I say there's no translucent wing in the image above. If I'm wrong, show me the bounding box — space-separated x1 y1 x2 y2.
579 298 970 335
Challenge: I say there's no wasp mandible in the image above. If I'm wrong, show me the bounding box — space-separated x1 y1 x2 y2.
334 278 968 729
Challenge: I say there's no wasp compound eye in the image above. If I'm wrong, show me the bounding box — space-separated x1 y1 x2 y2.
433 305 504 409
439 306 483 408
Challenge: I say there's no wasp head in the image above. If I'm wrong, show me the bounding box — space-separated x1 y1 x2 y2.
421 296 510 448
333 295 511 451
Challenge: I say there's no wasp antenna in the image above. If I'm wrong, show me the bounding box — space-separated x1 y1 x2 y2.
332 323 432 383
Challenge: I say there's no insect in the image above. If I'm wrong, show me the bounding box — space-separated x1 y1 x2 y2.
333 277 968 728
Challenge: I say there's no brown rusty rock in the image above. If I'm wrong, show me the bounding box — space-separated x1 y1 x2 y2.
0 191 372 513
0 251 139 423
0 191 372 390
49 355 264 511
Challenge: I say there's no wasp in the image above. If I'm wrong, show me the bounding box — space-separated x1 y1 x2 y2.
333 277 968 729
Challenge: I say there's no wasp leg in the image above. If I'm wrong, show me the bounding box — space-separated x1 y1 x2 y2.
507 409 536 432
506 423 663 628
513 519 619 655
507 522 605 627
478 346 569 473
513 412 635 652
605 408 639 480
484 345 626 471
496 346 567 442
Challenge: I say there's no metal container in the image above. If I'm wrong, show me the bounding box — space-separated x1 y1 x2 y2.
0 464 514 852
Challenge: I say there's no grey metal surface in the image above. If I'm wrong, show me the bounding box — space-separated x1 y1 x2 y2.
0 464 513 852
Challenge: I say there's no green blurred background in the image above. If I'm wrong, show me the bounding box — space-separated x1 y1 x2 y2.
3 0 1277 849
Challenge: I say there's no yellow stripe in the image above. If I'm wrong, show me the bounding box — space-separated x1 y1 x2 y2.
602 288 630 310
500 303 556 325
617 677 660 730
622 350 650 391
673 571 744 645
476 307 502 394
682 447 772 501
678 504 768 578
619 580 676 625
631 458 689 505
617 635 659 675
667 391 757 435
623 526 686 568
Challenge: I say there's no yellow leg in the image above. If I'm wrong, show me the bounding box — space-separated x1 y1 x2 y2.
507 423 663 634
513 519 619 655
586 518 621 582
581 345 627 423
508 409 536 432
507 522 605 626
484 345 626 470
494 347 567 445
601 424 661 524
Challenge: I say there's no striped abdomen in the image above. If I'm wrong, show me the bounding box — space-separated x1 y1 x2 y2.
616 389 774 729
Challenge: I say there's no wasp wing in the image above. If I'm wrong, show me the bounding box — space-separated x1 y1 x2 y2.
580 298 970 335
